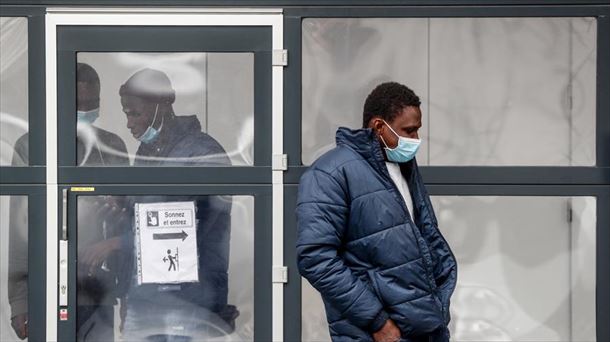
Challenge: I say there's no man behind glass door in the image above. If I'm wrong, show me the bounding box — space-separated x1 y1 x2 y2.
7 63 130 341
116 68 238 341
296 82 458 342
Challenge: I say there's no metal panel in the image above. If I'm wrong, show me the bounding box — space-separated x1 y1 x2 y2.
282 185 301 342
255 50 274 167
596 189 610 342
57 25 272 52
285 5 609 17
596 13 610 167
0 167 46 183
284 15 302 168
0 1 608 5
286 167 610 185
57 167 271 184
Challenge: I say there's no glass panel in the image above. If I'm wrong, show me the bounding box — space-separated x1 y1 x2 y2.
301 18 429 165
434 196 596 341
0 18 28 166
300 196 596 342
301 18 597 166
76 195 254 341
301 278 331 342
1 195 28 341
75 53 254 166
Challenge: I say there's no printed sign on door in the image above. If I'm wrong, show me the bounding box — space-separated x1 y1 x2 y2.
134 201 199 284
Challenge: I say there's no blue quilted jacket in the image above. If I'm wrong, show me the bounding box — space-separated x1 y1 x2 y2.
296 127 457 342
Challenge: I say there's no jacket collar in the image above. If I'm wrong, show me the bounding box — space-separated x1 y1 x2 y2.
136 115 202 161
336 127 419 186
335 127 386 175
335 126 418 178
335 127 434 224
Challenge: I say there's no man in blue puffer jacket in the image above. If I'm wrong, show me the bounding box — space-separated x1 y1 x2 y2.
297 82 457 342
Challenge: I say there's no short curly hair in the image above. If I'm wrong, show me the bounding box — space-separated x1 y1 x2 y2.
362 82 421 128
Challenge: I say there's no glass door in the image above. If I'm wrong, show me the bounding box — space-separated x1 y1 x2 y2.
47 9 283 342
58 185 271 342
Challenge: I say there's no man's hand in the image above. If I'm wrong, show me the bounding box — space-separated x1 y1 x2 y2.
372 318 401 342
11 313 28 340
80 237 121 274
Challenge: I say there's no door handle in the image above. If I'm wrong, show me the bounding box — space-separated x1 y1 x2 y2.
59 189 68 307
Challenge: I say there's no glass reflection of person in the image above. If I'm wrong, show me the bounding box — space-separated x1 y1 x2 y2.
75 63 130 166
116 68 237 340
7 63 130 341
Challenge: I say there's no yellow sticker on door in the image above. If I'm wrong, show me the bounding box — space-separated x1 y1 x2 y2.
70 187 95 192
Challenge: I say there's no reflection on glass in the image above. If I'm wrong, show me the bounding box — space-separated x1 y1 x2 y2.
0 17 28 166
300 196 596 342
76 63 130 166
1 195 28 341
301 278 331 342
76 195 254 341
301 17 597 166
76 53 254 167
434 196 596 341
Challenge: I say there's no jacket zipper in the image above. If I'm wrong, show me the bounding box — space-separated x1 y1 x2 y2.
378 162 439 294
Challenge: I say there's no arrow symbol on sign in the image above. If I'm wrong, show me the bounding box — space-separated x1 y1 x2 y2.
153 230 189 241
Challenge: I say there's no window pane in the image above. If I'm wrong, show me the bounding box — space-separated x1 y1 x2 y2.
1 195 28 341
301 18 597 166
76 195 254 341
300 196 596 341
0 17 28 166
75 53 254 167
301 278 331 342
434 196 596 341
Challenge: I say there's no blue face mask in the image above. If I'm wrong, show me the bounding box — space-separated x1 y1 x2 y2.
380 120 421 163
137 104 163 144
77 108 100 125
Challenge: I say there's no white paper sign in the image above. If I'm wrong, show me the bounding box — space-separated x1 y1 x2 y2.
134 201 199 285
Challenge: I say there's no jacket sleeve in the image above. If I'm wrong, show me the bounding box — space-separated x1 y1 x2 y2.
296 168 388 333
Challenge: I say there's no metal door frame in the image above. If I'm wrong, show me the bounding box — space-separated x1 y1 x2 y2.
45 8 285 341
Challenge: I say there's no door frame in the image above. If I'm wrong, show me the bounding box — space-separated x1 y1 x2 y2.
45 8 284 341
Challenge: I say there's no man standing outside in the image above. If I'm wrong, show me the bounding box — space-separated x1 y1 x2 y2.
297 82 457 342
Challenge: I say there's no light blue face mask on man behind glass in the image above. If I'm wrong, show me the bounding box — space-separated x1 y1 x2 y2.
380 120 421 163
77 108 100 125
138 104 163 144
